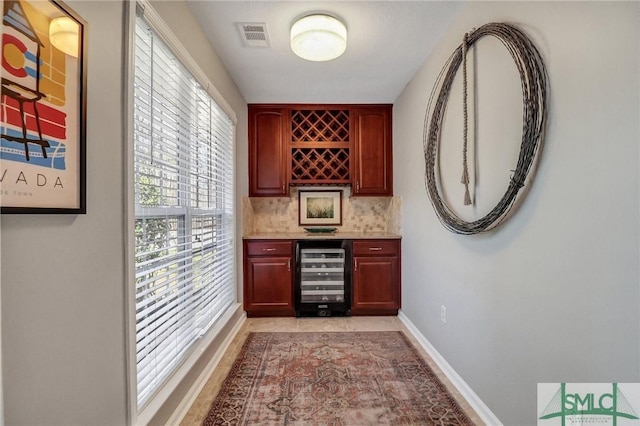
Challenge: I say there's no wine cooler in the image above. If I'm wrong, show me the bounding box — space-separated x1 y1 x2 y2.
295 240 352 317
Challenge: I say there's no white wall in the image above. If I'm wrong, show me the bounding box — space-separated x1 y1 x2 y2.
1 2 128 424
394 2 639 424
1 1 247 424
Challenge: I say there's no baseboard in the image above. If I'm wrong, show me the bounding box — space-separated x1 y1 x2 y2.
166 309 246 425
398 311 503 426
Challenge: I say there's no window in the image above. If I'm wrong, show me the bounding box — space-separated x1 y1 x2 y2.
133 13 235 407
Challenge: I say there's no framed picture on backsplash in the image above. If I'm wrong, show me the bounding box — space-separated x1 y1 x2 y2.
298 190 342 226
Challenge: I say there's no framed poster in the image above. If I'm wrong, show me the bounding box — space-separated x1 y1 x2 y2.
298 190 342 226
1 0 87 213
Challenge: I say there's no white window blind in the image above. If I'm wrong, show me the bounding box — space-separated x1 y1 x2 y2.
133 14 235 407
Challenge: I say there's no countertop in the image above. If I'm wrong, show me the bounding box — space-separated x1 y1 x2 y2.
243 232 402 240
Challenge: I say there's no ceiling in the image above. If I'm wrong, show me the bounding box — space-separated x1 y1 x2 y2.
186 1 466 104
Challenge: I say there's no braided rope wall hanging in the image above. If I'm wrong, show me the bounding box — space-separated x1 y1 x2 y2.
423 22 549 235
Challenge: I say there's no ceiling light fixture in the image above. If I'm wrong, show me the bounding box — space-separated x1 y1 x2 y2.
49 16 80 57
290 14 347 62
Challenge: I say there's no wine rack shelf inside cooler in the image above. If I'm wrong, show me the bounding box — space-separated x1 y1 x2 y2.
299 248 346 303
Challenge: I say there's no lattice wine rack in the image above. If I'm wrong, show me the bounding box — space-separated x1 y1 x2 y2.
290 109 351 184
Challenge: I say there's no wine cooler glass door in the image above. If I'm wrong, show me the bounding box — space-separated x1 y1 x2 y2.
299 248 345 303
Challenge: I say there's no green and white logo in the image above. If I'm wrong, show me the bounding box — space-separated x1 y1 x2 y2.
538 383 640 426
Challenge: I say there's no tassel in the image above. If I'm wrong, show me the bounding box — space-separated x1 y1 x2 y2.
461 167 469 185
464 186 472 206
462 166 472 205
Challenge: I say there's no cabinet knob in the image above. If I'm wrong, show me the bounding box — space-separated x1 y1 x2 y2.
263 248 276 252
369 247 382 251
287 259 291 271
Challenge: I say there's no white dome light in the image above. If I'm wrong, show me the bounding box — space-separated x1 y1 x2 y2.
290 14 347 62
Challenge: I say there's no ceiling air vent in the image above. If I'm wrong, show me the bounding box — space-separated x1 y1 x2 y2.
236 22 270 48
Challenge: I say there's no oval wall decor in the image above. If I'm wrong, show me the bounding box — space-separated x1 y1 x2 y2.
423 22 548 235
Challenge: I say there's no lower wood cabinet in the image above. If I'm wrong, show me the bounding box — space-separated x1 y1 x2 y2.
243 240 295 316
243 238 401 317
351 239 401 315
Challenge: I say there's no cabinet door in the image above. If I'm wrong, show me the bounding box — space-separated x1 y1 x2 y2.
244 256 294 315
352 106 392 196
352 255 399 314
249 106 289 196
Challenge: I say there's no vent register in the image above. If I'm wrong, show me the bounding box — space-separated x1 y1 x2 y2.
236 22 270 47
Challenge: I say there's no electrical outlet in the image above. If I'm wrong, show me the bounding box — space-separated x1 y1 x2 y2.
440 305 447 324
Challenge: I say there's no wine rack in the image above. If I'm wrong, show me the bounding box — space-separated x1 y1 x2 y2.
291 110 349 142
290 109 350 184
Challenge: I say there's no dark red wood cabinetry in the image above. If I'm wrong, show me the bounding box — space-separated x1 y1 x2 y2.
243 240 294 316
248 106 289 196
352 107 393 196
248 104 392 197
351 239 401 315
243 238 401 317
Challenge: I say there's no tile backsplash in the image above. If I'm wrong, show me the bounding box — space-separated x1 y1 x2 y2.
243 187 401 235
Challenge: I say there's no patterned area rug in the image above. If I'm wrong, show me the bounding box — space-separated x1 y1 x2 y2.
203 331 476 425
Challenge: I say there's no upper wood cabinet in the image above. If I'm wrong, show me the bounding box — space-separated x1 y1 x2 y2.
248 105 289 196
352 106 393 196
248 104 392 197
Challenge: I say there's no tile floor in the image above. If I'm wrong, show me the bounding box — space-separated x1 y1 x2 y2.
179 316 484 425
